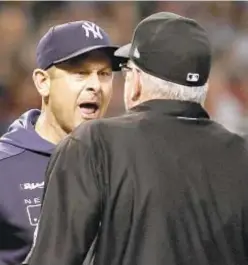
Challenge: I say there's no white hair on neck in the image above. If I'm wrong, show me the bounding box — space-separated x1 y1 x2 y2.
130 61 208 104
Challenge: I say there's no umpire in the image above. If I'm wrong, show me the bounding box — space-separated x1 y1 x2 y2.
26 12 248 265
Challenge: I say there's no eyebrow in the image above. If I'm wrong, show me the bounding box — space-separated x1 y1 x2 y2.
98 66 112 71
74 65 112 72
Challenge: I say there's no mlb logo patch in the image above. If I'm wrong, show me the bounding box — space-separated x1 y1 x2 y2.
186 73 199 82
26 204 41 226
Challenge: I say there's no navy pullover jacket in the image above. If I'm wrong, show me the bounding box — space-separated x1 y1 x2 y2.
0 110 54 265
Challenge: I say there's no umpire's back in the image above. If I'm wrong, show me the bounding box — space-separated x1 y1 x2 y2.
95 99 248 265
96 12 248 265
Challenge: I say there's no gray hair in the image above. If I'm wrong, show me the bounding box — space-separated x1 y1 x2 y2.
131 62 208 104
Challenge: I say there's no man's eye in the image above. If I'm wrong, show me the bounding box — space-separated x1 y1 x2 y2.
78 71 89 75
100 72 111 76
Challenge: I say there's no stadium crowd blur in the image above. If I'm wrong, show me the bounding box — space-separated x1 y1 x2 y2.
1 1 248 136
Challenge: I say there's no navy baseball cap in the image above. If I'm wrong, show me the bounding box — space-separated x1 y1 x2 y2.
36 21 122 71
115 12 211 86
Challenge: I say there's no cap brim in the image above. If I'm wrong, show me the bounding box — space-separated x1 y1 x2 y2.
53 45 123 71
114 43 131 59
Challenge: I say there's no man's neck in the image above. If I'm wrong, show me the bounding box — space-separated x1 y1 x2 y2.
34 111 67 145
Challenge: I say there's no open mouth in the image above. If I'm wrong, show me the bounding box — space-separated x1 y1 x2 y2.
79 102 100 118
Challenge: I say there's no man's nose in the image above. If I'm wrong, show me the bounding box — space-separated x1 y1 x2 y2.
85 73 101 93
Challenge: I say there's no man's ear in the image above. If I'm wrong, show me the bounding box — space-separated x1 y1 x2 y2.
131 68 141 101
32 68 51 97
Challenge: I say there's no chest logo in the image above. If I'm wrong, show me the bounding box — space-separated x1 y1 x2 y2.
20 182 44 190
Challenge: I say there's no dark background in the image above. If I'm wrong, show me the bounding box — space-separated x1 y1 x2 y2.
0 1 248 135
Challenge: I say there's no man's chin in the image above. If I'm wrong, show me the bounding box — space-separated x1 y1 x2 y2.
75 111 101 126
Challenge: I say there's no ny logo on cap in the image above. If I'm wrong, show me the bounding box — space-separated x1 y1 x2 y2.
82 22 103 39
186 73 199 82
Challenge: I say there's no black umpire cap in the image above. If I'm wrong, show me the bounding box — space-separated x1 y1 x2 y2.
115 12 212 86
36 20 122 71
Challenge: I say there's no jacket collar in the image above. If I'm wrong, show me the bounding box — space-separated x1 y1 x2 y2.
128 99 209 119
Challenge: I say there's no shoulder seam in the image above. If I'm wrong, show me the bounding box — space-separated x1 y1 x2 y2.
0 148 25 163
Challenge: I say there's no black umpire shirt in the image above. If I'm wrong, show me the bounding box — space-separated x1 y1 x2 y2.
26 99 248 265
